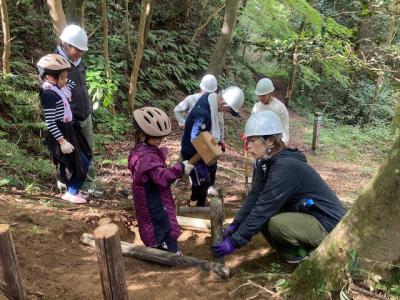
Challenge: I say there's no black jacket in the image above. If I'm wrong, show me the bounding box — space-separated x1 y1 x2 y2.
55 48 91 121
231 148 346 248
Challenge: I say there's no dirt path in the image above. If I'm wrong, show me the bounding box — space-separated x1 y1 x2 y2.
0 109 377 299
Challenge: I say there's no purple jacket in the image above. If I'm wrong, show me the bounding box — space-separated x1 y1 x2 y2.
128 143 184 247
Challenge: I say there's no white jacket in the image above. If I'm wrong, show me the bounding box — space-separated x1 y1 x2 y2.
174 93 224 142
252 98 290 143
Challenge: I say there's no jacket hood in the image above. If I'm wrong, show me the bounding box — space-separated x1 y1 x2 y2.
128 143 168 172
269 148 307 163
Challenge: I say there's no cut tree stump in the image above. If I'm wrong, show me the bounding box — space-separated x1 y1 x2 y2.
0 224 27 300
210 197 224 264
80 233 230 279
94 224 129 300
177 216 211 231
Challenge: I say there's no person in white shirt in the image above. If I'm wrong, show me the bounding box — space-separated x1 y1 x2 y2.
174 74 225 197
252 78 290 144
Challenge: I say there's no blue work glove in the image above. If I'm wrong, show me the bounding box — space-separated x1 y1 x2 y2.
210 237 236 257
189 161 210 187
223 222 240 238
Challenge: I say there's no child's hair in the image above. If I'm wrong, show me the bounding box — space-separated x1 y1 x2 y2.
133 119 148 145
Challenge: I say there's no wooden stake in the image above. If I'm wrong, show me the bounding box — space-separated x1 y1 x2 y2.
81 233 230 279
0 224 27 300
210 197 224 264
312 112 322 152
94 224 129 300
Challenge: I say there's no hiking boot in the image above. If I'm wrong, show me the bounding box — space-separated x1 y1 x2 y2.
62 192 87 204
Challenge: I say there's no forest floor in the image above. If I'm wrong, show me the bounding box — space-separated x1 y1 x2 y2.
0 106 383 300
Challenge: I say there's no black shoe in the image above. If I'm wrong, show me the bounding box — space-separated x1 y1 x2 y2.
286 255 308 264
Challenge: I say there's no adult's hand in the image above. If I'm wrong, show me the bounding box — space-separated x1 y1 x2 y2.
210 237 235 257
223 222 239 238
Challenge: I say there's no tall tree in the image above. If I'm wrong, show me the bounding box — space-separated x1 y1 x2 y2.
65 0 85 25
207 0 240 75
46 0 67 36
101 0 114 115
124 0 133 67
289 133 400 298
0 0 10 74
127 0 155 113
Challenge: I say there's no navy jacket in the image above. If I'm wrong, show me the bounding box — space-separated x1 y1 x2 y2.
56 48 91 121
231 148 346 248
180 93 211 160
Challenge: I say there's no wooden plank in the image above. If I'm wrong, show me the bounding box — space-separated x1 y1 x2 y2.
177 216 211 230
0 224 27 300
210 197 224 264
80 233 230 279
94 224 129 300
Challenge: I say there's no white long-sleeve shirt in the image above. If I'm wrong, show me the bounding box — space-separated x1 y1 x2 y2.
252 97 290 144
174 93 224 142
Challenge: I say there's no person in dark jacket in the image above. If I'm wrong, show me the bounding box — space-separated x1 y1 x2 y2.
128 107 194 253
211 111 346 263
181 86 245 206
37 54 91 204
56 24 101 197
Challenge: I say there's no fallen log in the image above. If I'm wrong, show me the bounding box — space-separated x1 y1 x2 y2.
80 233 230 279
177 216 211 230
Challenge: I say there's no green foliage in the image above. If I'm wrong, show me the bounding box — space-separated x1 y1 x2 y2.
0 139 53 187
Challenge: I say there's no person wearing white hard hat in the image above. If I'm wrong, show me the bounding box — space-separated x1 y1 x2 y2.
174 74 218 127
252 78 290 144
180 86 244 206
211 111 346 263
56 24 102 197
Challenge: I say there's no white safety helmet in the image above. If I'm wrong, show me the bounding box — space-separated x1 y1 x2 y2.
255 78 274 95
244 111 283 138
222 86 244 116
199 74 217 93
60 25 88 51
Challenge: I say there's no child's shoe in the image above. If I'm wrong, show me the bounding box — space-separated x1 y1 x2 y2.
62 192 87 204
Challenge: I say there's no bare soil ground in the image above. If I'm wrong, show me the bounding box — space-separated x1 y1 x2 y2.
0 109 379 299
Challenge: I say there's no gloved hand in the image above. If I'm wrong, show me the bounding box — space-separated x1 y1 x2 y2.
59 139 74 154
218 141 226 152
182 160 194 175
189 161 210 187
223 222 239 238
210 237 236 257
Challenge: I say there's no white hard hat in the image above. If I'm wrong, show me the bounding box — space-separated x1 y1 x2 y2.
60 25 88 51
244 111 283 138
255 78 274 95
199 74 217 93
222 86 244 116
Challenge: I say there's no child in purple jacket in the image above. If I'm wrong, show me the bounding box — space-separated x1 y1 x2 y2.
128 107 194 253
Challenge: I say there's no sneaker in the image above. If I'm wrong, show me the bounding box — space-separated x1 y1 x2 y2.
77 192 89 200
286 255 309 264
61 192 87 204
207 185 218 196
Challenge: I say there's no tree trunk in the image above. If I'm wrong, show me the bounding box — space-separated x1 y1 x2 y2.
190 4 225 44
124 0 133 67
207 0 240 76
0 0 11 74
101 0 115 115
368 71 384 126
65 0 85 25
285 21 305 107
46 0 67 36
127 0 154 114
289 134 400 298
